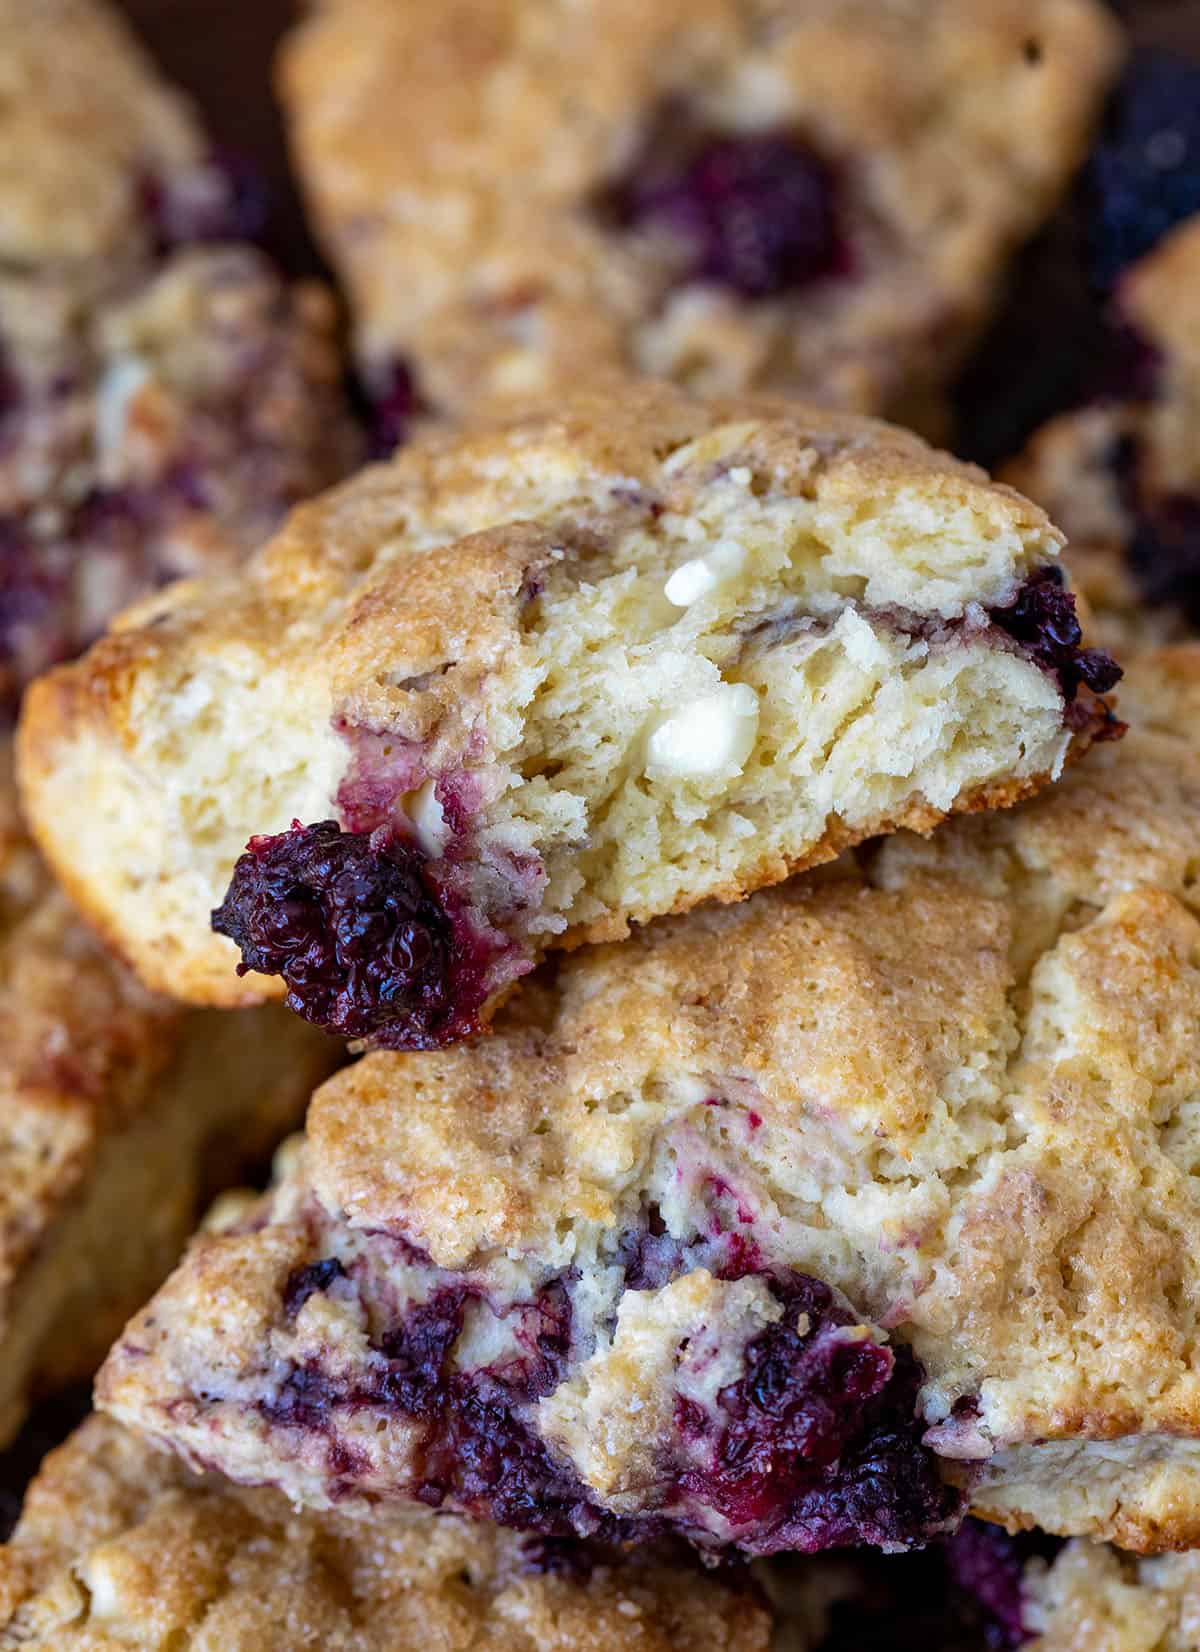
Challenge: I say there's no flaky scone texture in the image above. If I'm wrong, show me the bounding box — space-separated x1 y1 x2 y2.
0 0 362 711
99 648 1200 1552
1004 216 1200 652
19 383 1113 1035
0 1416 771 1652
280 0 1120 427
0 745 337 1448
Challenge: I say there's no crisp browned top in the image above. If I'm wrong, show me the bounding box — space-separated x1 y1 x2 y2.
96 649 1200 1550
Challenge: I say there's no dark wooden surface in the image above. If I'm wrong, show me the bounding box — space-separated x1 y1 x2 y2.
115 0 321 275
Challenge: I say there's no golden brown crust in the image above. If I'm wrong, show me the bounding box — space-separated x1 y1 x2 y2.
280 0 1121 423
0 1416 772 1651
97 646 1200 1551
1020 1539 1200 1650
0 745 338 1445
18 382 1090 1013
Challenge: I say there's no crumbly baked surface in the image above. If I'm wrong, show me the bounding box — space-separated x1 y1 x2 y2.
1004 215 1200 652
0 742 338 1449
279 0 1120 430
97 646 1200 1553
0 1414 773 1651
0 0 361 712
18 382 1119 1049
1024 1540 1200 1651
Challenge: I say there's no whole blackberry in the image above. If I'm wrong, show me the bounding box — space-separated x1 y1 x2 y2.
615 131 840 299
211 819 473 1048
989 568 1122 700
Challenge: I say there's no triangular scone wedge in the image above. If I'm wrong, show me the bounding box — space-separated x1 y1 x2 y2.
0 1415 771 1652
20 382 1119 1048
98 649 1200 1556
278 0 1121 428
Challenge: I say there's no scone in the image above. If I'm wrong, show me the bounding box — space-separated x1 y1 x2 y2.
18 384 1121 1048
0 1414 772 1652
1004 215 1200 651
1022 1540 1200 1652
95 646 1200 1555
278 0 1121 434
0 746 338 1448
0 0 361 713
938 1520 1200 1651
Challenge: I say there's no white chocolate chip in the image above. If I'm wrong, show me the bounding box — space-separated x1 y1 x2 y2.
405 779 449 856
80 1554 122 1619
645 683 759 781
663 539 747 607
95 355 151 471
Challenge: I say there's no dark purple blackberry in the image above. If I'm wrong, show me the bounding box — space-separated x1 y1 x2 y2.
369 360 423 457
678 1274 959 1554
282 1257 345 1319
944 1521 1063 1648
989 567 1122 700
519 1537 596 1582
1086 51 1200 292
211 819 486 1049
1126 493 1200 627
141 153 269 251
266 1275 640 1542
612 131 841 299
262 1261 955 1556
943 1521 1030 1647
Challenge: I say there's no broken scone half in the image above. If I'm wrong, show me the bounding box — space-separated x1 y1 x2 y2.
19 383 1119 1049
97 647 1200 1556
0 1415 771 1652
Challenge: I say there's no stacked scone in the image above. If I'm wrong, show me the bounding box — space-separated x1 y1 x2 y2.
6 0 1200 1649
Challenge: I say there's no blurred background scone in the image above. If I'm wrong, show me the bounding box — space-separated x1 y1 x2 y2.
277 0 1121 437
0 0 362 714
0 1414 774 1652
1004 216 1200 652
0 746 337 1453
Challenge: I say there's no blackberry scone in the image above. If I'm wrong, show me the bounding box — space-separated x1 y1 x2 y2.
932 1520 1200 1650
0 746 337 1448
0 1414 772 1652
1005 215 1200 651
18 384 1120 1048
278 0 1121 436
0 0 361 714
95 646 1199 1555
